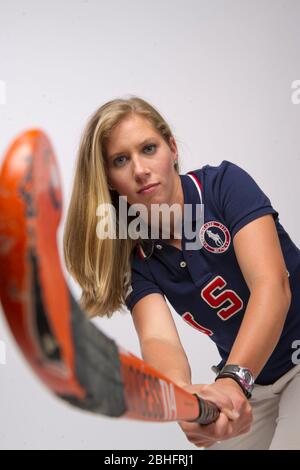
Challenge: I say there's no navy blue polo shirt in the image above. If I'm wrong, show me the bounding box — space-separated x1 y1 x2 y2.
125 160 300 385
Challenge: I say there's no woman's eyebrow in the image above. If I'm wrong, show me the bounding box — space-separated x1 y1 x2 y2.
108 137 156 159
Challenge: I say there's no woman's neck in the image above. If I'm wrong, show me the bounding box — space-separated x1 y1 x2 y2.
158 173 184 241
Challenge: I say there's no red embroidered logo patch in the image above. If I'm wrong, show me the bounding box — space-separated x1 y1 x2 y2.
199 221 231 253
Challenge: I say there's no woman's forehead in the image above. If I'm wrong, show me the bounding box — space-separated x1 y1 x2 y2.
106 116 161 155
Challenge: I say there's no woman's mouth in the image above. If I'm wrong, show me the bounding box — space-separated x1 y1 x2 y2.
137 183 160 195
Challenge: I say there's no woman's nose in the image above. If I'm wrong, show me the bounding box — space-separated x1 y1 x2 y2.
132 157 150 179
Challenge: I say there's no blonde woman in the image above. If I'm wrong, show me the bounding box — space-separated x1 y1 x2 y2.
64 96 300 450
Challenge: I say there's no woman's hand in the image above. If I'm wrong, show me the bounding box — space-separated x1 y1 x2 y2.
178 378 253 448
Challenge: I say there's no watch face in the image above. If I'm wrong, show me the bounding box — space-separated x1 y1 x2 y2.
244 370 252 383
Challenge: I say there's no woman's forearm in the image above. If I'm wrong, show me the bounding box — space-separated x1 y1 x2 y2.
140 337 192 387
226 280 292 378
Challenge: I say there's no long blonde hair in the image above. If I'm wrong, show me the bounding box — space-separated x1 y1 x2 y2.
63 95 180 318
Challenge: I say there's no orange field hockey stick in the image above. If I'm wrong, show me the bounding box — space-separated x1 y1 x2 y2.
0 130 219 425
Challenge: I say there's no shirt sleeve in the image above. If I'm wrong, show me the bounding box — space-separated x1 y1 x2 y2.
125 253 165 313
213 160 279 238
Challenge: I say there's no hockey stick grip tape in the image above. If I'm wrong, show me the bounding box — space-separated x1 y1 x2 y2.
193 394 220 424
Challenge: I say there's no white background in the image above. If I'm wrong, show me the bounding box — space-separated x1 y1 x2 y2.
0 0 299 450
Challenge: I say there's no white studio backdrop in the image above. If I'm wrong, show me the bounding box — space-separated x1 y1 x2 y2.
0 0 299 450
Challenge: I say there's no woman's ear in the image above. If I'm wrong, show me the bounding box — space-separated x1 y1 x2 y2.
168 136 178 157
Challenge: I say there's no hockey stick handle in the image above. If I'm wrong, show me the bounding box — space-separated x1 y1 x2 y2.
192 394 220 424
119 350 220 425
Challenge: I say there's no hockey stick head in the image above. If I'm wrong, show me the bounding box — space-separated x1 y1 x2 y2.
0 129 83 394
0 130 125 415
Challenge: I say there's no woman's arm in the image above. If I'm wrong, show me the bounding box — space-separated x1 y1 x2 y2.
179 214 291 448
226 213 291 377
132 293 192 387
132 293 245 448
141 337 192 387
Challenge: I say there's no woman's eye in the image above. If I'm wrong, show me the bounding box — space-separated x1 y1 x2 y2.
113 156 127 167
113 144 156 167
144 144 156 153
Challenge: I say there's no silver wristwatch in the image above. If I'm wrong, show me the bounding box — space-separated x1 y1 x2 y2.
215 364 255 398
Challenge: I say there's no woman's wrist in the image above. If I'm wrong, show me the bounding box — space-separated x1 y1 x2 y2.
214 376 246 395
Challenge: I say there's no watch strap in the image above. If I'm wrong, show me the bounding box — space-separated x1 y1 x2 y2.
215 371 252 399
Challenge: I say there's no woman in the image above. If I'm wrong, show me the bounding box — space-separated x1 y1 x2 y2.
63 96 300 450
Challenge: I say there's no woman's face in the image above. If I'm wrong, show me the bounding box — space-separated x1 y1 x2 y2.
105 114 182 211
